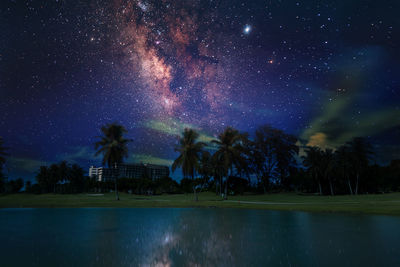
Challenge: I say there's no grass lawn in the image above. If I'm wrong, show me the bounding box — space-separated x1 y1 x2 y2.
1 192 400 216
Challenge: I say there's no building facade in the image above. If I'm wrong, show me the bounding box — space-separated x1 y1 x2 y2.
89 163 169 182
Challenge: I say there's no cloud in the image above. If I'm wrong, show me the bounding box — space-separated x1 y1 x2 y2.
128 154 173 166
302 101 400 149
301 46 400 149
306 132 330 149
143 118 216 144
56 146 101 164
336 108 400 143
6 157 49 173
5 146 100 176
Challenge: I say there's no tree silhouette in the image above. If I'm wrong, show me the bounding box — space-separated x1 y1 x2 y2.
0 137 8 172
254 125 299 192
95 123 131 200
274 132 299 189
234 133 253 183
0 137 7 160
347 137 373 195
335 145 353 194
172 128 205 201
0 137 8 192
198 151 213 191
69 164 85 193
49 163 60 193
211 151 225 195
249 140 267 192
321 149 335 196
303 146 323 195
212 127 246 199
36 166 51 193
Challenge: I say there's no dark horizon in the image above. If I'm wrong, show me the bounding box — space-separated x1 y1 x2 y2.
1 0 399 182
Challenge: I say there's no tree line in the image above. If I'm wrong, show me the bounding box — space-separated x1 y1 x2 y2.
0 124 399 198
171 125 400 200
91 123 400 201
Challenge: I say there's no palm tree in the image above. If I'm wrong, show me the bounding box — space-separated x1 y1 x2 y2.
198 151 212 191
211 152 225 196
303 146 323 195
212 127 245 200
95 123 131 200
172 128 205 201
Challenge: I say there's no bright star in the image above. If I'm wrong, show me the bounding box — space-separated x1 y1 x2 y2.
243 25 251 34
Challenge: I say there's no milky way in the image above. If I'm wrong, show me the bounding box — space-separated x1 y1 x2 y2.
103 0 238 125
1 0 399 180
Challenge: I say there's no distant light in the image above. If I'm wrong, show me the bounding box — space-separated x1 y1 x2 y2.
243 25 251 34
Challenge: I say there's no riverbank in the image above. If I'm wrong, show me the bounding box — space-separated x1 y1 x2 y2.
1 192 400 216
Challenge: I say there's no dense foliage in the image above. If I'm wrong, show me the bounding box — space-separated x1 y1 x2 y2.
1 125 399 196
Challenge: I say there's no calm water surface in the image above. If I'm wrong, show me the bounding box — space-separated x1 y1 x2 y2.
1 208 399 266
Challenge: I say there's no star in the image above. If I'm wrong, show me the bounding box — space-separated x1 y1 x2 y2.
243 25 251 34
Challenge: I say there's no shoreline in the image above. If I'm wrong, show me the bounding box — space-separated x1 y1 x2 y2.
1 192 400 216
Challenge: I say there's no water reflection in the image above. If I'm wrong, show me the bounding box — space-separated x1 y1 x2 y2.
145 210 238 266
0 208 399 266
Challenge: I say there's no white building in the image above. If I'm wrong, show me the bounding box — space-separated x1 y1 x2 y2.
89 163 170 182
89 166 106 182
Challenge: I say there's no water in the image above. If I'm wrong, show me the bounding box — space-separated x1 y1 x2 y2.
0 208 399 266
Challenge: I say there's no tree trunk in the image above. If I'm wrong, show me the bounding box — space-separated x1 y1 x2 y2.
224 176 228 200
192 174 198 201
347 177 353 195
219 176 223 196
114 165 119 201
329 178 334 196
318 181 322 195
355 173 359 195
220 176 222 197
263 175 267 194
193 185 198 201
224 167 233 200
114 177 119 200
215 177 218 195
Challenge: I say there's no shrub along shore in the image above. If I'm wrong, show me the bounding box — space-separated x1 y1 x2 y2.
1 192 400 216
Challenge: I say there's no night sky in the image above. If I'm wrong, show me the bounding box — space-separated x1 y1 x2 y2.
1 0 399 181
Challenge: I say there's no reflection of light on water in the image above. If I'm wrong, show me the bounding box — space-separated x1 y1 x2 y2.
153 261 171 267
142 232 176 266
146 229 233 266
142 215 235 266
163 233 173 245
